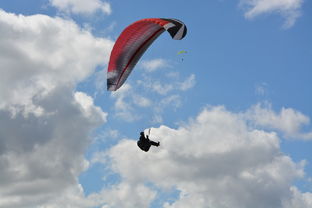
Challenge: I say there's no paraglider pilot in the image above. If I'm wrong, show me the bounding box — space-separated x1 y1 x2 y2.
137 132 160 152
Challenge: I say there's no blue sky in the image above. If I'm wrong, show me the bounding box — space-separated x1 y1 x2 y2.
0 0 312 207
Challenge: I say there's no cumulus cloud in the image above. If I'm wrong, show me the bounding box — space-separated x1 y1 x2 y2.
49 0 112 15
240 0 304 28
243 103 312 140
95 105 312 208
0 9 113 116
0 10 111 207
284 187 312 208
97 182 157 208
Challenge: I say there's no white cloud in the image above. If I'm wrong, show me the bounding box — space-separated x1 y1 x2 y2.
154 95 182 116
243 103 312 140
110 80 189 124
110 69 195 124
96 182 157 208
151 94 182 124
133 94 152 107
240 0 303 28
94 105 312 208
140 58 169 72
109 56 195 124
139 73 196 95
0 10 111 207
110 84 151 122
147 81 174 95
179 74 196 91
0 9 113 117
75 92 107 122
40 181 156 208
50 0 112 15
284 187 312 208
151 114 164 124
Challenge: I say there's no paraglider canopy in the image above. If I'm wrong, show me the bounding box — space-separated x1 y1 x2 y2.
107 18 187 91
177 50 187 55
177 50 187 61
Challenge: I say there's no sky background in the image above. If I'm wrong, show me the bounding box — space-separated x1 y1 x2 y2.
0 0 312 207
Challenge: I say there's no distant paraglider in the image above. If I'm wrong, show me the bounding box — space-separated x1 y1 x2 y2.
177 50 187 61
107 18 187 91
177 50 187 55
